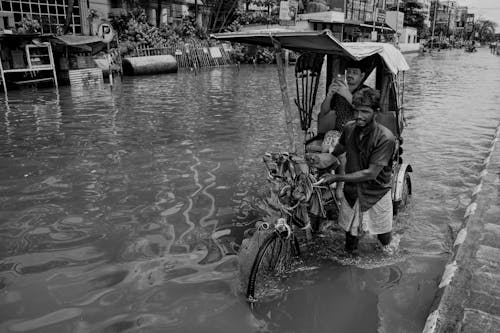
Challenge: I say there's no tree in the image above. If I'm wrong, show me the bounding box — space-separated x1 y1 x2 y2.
394 1 428 39
204 0 240 32
474 19 498 42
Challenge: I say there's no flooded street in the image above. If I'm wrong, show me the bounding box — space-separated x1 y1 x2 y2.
1 48 499 333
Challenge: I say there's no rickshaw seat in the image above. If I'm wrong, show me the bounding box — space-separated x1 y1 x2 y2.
376 111 398 136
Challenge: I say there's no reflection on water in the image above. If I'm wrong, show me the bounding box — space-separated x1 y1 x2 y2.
1 49 499 332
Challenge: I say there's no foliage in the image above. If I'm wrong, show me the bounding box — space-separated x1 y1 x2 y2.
87 8 99 20
386 2 428 40
203 0 240 32
251 0 278 9
225 7 280 32
173 16 208 40
231 45 275 64
474 19 498 42
306 1 329 13
17 17 41 33
110 8 208 56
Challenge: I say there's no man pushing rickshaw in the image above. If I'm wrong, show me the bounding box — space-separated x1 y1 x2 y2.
215 30 412 300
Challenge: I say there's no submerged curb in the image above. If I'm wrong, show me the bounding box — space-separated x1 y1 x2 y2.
422 122 500 333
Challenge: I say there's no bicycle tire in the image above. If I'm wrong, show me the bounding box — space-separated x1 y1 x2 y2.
246 232 299 300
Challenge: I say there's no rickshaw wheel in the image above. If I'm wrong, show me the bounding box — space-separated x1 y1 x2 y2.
246 232 299 300
394 172 411 215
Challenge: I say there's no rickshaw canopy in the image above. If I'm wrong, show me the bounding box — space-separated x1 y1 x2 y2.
214 29 409 74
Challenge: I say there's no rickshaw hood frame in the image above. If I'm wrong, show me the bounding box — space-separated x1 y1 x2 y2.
213 29 409 75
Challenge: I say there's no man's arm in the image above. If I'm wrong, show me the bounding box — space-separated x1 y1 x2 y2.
319 164 384 184
319 90 335 119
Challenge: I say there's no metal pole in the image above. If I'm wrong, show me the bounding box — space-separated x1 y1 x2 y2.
195 0 198 25
107 42 113 88
431 0 438 50
395 0 400 42
372 0 378 34
0 52 7 96
446 0 451 39
47 43 58 88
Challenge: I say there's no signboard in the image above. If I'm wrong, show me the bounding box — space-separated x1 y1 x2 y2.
279 1 298 25
97 23 114 43
209 47 222 58
377 9 386 23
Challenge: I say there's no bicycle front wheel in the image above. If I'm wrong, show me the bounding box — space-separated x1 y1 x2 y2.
246 232 299 301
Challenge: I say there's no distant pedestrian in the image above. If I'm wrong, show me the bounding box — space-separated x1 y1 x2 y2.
490 41 497 54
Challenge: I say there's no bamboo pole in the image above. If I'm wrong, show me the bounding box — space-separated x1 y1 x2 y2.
273 39 299 154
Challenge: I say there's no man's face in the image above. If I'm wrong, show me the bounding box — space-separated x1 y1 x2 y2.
354 105 375 128
346 68 364 87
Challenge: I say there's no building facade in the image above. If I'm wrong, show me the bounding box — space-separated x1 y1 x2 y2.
430 0 458 36
0 0 204 36
0 0 84 34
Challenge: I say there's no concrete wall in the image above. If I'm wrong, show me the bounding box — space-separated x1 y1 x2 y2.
400 26 418 44
399 42 421 53
83 0 112 36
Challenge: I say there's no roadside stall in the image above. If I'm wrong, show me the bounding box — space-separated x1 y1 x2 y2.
48 35 109 86
0 33 58 93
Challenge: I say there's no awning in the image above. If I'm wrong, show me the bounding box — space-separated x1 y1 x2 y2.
343 42 409 73
185 0 204 5
48 35 107 53
214 29 352 57
214 30 409 74
0 33 49 40
50 35 105 46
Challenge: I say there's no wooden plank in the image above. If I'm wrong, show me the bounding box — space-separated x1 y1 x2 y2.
13 78 54 85
3 68 54 73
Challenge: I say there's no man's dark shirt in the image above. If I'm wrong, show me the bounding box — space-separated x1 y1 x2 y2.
339 120 396 212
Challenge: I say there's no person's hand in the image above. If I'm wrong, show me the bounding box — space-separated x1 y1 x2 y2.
328 79 352 103
315 173 338 186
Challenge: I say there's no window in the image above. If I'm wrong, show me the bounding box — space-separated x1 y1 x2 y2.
1 1 12 11
8 0 82 34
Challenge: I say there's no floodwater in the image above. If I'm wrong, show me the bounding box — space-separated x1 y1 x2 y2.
1 48 499 333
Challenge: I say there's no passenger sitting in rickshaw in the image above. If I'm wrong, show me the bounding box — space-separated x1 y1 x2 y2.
307 61 369 152
305 61 370 184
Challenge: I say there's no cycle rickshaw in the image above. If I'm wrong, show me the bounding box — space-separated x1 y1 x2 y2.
215 30 412 301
